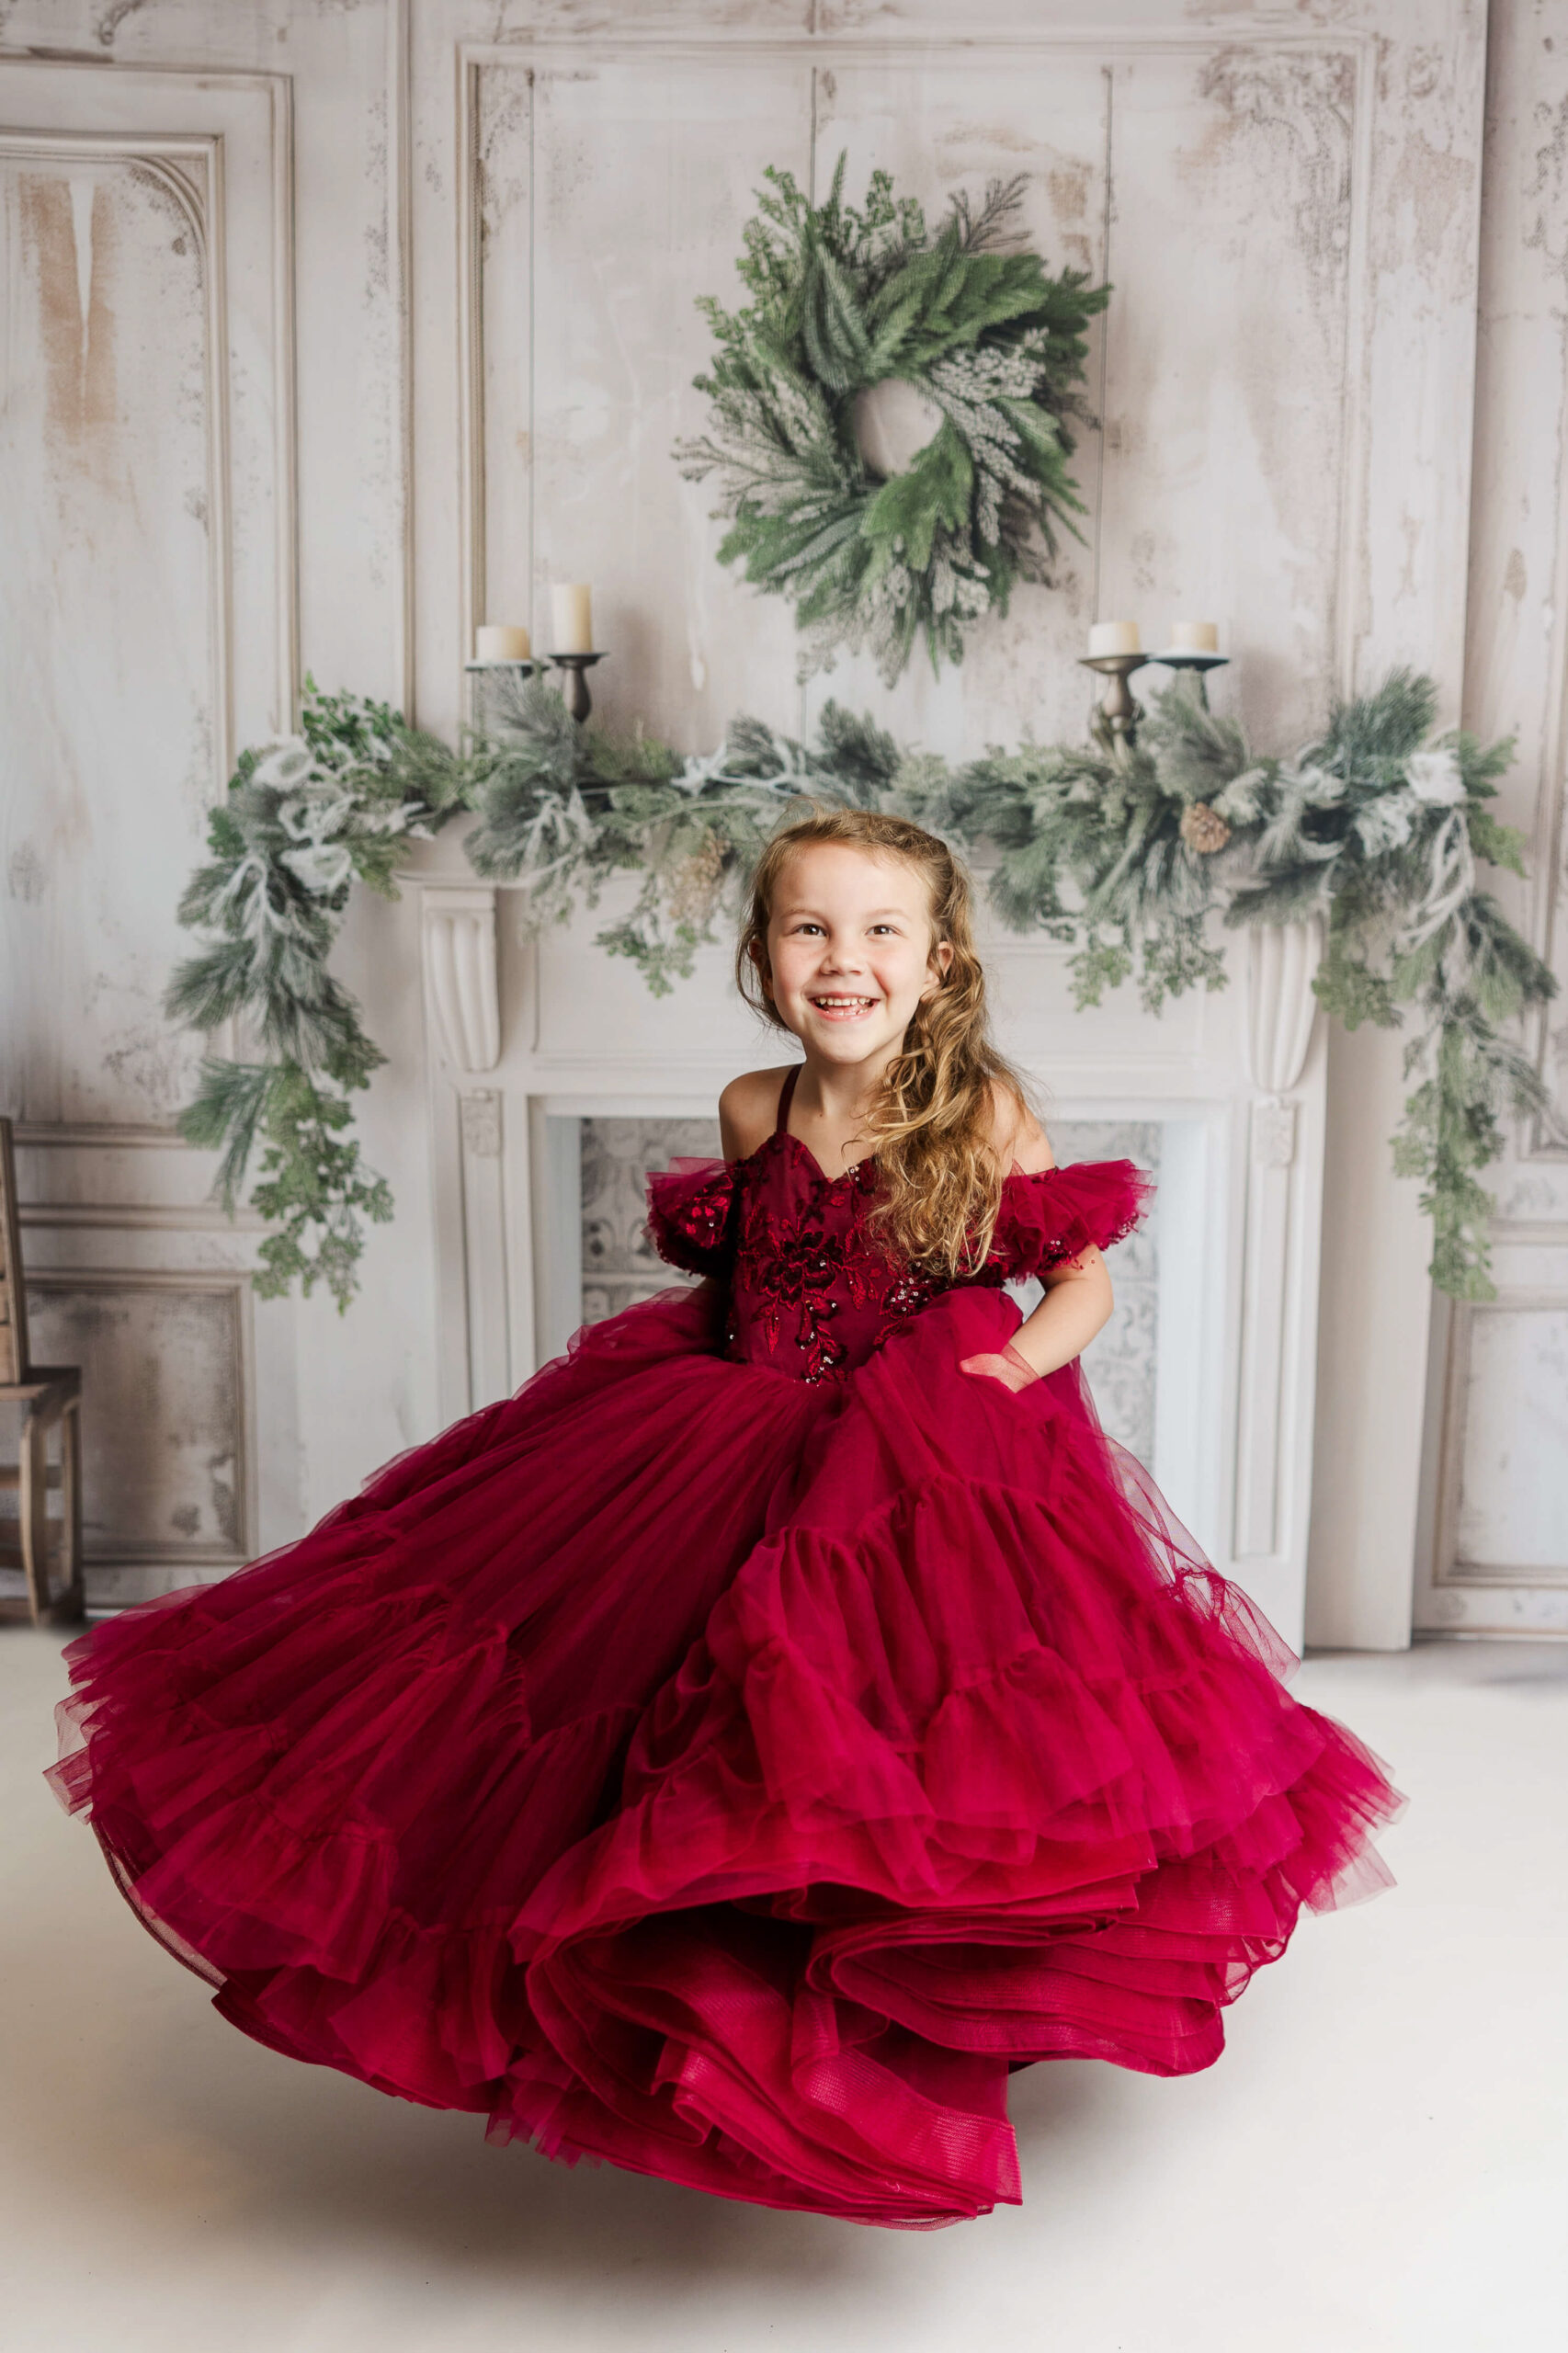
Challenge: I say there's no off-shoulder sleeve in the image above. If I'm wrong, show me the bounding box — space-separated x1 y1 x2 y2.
987 1159 1153 1283
645 1156 740 1279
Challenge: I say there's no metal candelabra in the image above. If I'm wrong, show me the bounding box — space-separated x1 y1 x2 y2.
1078 646 1231 753
548 651 605 724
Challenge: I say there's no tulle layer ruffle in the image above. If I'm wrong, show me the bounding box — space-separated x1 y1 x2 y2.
48 1278 1403 2227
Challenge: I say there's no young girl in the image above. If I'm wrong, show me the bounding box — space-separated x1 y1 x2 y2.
48 807 1402 2229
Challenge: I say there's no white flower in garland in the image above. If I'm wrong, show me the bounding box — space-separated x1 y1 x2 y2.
249 737 316 792
1406 746 1467 805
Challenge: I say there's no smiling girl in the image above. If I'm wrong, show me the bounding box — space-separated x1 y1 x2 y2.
50 805 1403 2229
722 810 1115 1390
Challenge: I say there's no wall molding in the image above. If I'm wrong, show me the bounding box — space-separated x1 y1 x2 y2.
1523 372 1568 1160
0 125 234 777
1419 1287 1568 1636
0 60 299 753
24 1267 257 1575
18 1202 264 1233
453 25 1376 726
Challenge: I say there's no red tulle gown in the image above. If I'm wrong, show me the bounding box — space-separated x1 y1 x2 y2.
48 1066 1403 2226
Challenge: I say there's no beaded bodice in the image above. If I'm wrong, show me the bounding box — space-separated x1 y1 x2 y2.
646 1069 1151 1387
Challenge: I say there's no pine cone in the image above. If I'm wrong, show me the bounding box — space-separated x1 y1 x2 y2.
667 830 727 923
1179 801 1232 855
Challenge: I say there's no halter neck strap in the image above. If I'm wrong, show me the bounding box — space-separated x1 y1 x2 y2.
774 1064 801 1134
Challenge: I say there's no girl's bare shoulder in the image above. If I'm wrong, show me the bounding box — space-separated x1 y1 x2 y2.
719 1064 797 1162
985 1075 1055 1174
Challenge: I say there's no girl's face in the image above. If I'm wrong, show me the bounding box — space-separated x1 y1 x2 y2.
759 844 953 1071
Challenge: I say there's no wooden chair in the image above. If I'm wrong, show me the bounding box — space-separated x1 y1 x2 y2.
0 1119 84 1624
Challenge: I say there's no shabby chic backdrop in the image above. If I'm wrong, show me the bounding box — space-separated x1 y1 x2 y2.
4 0 1565 1653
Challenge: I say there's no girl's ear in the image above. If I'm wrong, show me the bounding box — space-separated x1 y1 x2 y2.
921 938 955 998
750 936 774 1000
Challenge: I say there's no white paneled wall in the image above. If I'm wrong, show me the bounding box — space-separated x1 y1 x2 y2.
1412 0 1568 1638
3 0 1536 1651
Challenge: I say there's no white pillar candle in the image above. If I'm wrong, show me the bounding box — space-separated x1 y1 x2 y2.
1088 620 1141 657
551 584 595 654
474 622 530 662
1169 619 1220 654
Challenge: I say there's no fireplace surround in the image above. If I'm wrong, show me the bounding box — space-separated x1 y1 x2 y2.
417 871 1326 1648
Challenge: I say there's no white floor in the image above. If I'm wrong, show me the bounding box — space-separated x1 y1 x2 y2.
2 1629 1563 2353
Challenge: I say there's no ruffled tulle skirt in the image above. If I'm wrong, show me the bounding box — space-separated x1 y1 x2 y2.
48 1279 1403 2226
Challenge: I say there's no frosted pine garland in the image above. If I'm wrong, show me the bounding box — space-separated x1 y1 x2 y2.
167 671 1556 1307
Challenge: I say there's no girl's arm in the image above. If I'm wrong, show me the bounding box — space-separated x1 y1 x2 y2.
1006 1248 1115 1380
963 1085 1115 1387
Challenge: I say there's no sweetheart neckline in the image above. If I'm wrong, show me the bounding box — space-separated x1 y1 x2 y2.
730 1130 1062 1193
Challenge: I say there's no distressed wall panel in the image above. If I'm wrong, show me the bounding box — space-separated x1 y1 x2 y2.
0 144 215 1129
1414 0 1568 1638
1453 1304 1568 1573
422 0 1483 1649
801 53 1108 756
469 52 814 748
20 1276 251 1601
0 1 1494 1647
1096 47 1357 751
0 30 435 1580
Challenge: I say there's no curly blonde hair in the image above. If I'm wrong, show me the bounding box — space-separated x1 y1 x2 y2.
735 806 1033 1276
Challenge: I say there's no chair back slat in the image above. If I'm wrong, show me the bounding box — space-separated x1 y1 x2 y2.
0 1119 31 1385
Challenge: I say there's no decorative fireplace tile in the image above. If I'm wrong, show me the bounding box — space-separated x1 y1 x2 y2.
1041 1120 1162 1468
580 1115 1161 1463
580 1117 722 1324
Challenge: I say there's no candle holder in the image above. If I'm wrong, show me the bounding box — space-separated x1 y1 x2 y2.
1079 651 1151 756
1149 648 1230 710
464 657 535 737
548 651 605 724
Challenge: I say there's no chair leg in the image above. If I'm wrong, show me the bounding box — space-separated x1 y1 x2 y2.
58 1395 85 1620
18 1406 50 1627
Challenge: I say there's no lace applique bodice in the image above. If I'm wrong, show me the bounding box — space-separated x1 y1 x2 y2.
647 1069 1151 1384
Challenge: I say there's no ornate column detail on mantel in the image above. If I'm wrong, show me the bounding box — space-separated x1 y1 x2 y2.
1244 915 1324 1104
422 885 501 1076
420 884 509 1412
1234 916 1325 1562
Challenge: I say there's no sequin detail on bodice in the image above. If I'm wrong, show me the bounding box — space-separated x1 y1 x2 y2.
723 1135 960 1381
646 1070 1153 1385
660 1068 996 1383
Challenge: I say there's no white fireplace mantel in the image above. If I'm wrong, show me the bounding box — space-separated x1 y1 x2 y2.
415 870 1328 1650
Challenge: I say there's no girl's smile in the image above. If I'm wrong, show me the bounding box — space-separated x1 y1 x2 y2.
807 993 880 1020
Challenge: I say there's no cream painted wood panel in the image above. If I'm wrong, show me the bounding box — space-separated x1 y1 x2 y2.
801 51 1108 756
1415 0 1568 1638
1454 1302 1568 1571
1095 46 1358 751
0 0 1494 1652
0 17 438 1591
21 1275 254 1594
1 141 216 1131
471 49 816 746
0 56 298 1603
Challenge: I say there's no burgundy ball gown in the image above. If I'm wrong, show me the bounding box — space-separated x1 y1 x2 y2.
48 1066 1403 2227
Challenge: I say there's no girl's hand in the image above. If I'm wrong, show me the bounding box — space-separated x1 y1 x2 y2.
959 1342 1041 1393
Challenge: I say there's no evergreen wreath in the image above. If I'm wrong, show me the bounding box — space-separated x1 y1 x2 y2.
676 158 1108 684
167 671 1556 1310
